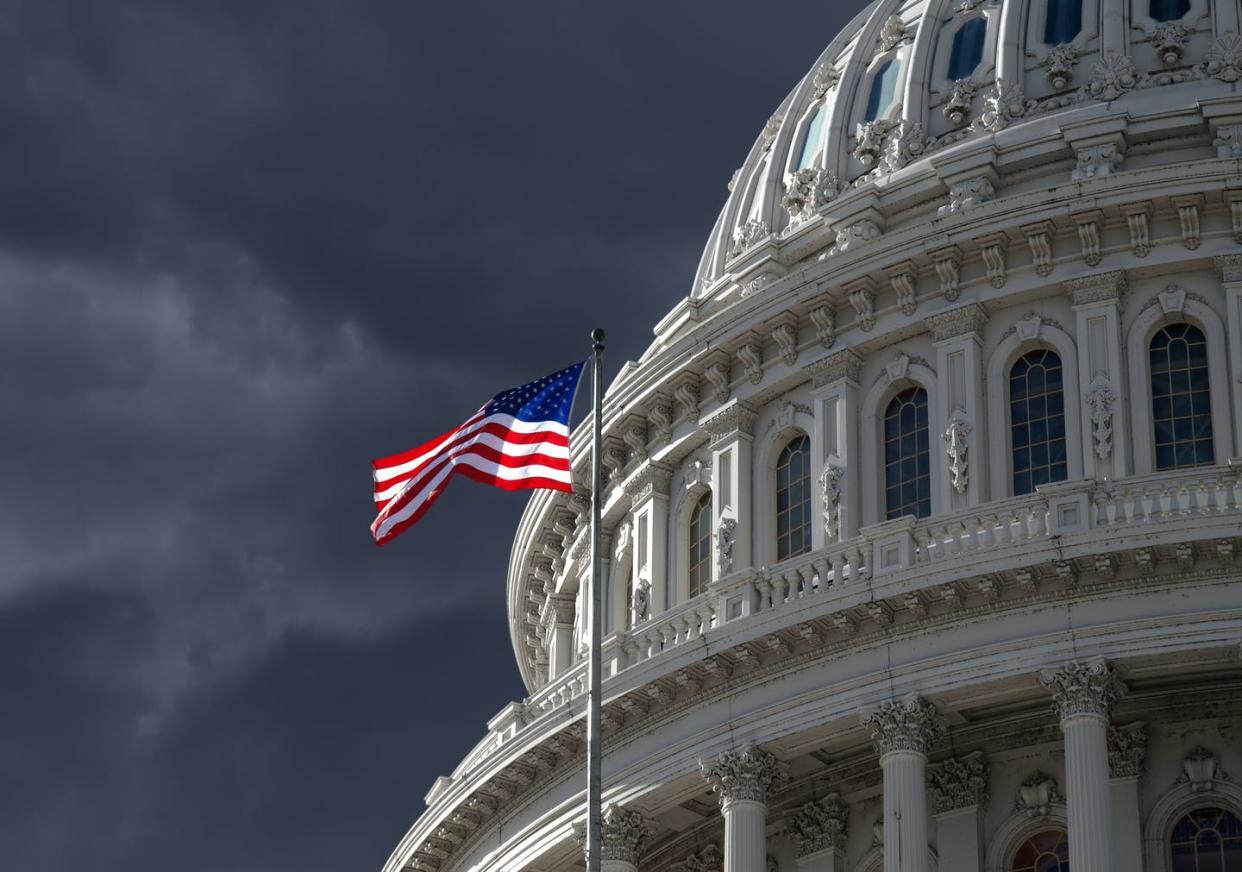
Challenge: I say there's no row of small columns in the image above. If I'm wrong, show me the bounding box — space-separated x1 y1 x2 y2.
594 658 1123 872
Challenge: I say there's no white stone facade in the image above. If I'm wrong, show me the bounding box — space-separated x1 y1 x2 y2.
384 0 1242 870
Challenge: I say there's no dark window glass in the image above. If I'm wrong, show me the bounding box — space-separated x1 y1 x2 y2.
949 17 987 79
1010 349 1069 495
1170 807 1242 872
1150 323 1214 470
1151 0 1190 21
776 436 811 561
1043 0 1082 44
1012 830 1070 872
884 387 931 519
864 59 901 121
688 491 712 598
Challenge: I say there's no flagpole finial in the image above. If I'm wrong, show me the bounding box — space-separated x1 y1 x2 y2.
591 328 605 347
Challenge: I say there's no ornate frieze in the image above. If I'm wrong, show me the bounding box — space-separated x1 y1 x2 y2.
702 401 756 446
929 751 989 813
624 462 673 508
836 219 882 254
861 694 946 756
1215 253 1242 284
1016 772 1063 817
1064 269 1127 306
789 793 848 856
1088 51 1137 101
1040 658 1122 720
807 348 862 388
924 302 987 343
701 745 788 805
1108 722 1148 778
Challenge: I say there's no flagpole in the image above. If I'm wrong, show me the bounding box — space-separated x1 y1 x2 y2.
586 328 605 872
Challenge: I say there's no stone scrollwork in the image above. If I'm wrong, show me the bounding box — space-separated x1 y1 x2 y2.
701 744 788 806
1016 772 1064 818
862 694 946 756
943 78 978 126
715 516 737 578
878 15 908 52
1084 381 1117 460
929 751 990 813
809 304 837 348
820 462 844 543
1088 51 1137 101
782 168 838 226
973 79 1031 132
684 844 723 872
1207 32 1242 83
1108 722 1148 778
944 412 972 494
853 119 891 168
1040 658 1121 720
729 218 769 259
811 62 841 97
1044 43 1079 90
789 792 848 856
1149 21 1193 68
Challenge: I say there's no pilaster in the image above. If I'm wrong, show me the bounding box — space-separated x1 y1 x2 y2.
1109 722 1147 872
789 793 848 872
1065 270 1129 479
703 401 757 586
805 350 862 544
924 304 988 512
624 462 673 617
1215 255 1242 458
541 593 577 679
928 752 988 872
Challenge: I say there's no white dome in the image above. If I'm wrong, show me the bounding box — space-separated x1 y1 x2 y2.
385 1 1242 870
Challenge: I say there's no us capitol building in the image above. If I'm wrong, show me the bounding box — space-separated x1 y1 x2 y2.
384 0 1242 868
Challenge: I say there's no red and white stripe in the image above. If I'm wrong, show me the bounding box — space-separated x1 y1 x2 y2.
370 408 573 545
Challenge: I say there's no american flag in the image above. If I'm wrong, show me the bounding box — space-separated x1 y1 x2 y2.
370 361 585 545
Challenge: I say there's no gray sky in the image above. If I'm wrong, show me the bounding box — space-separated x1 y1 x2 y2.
0 2 864 869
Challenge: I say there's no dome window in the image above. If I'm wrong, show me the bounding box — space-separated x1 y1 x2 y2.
1042 0 1082 44
796 103 828 170
948 17 987 80
1010 349 1068 496
1150 322 1215 470
1150 0 1190 20
1170 807 1242 871
883 387 930 520
687 491 712 598
776 435 811 561
863 59 901 122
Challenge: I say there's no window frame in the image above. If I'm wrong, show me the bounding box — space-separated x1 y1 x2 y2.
775 433 813 562
1146 776 1242 872
881 385 933 521
861 359 943 527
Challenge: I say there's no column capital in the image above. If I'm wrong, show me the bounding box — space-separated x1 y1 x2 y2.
788 792 848 856
702 400 757 447
623 461 673 507
1214 253 1242 284
1107 721 1148 778
1064 269 1127 307
861 694 946 756
701 744 787 806
923 302 988 344
600 804 652 865
684 844 723 872
805 348 863 389
1039 658 1123 720
928 751 989 813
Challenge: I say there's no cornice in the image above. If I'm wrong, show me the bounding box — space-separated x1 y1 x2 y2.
923 302 988 343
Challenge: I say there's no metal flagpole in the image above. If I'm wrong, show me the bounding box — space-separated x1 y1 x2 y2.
586 328 605 872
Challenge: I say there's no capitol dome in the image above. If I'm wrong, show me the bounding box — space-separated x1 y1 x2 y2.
385 0 1242 869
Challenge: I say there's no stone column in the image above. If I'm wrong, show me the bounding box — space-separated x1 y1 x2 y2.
862 695 945 872
1065 271 1129 479
702 745 787 872
789 792 849 872
599 804 653 872
1216 255 1242 458
806 350 862 546
625 462 673 617
1108 722 1147 872
924 304 988 512
928 752 988 872
1040 659 1121 872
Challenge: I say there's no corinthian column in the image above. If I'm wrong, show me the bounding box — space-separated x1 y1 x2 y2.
701 745 787 872
861 695 945 872
1040 659 1121 872
599 804 653 872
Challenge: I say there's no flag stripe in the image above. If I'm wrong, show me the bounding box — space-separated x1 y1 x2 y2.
372 414 570 484
372 437 571 504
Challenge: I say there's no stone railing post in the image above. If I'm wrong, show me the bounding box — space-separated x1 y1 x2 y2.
1040 658 1121 872
788 792 849 872
862 695 945 872
702 744 787 872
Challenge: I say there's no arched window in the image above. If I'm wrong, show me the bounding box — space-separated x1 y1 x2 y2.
688 491 712 598
864 59 901 121
1150 322 1215 470
1010 349 1068 495
1151 0 1191 21
1170 807 1242 870
948 17 987 79
884 387 931 519
1043 0 1082 44
1012 830 1069 872
776 435 811 561
796 103 828 170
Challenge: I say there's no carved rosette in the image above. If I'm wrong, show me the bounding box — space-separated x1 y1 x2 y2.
1207 32 1242 82
701 745 788 807
1040 658 1121 720
789 793 848 856
1108 722 1148 779
1087 51 1137 101
862 695 946 756
928 752 990 813
601 804 654 864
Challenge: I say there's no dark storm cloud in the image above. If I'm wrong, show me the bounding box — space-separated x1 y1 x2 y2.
0 1 865 870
